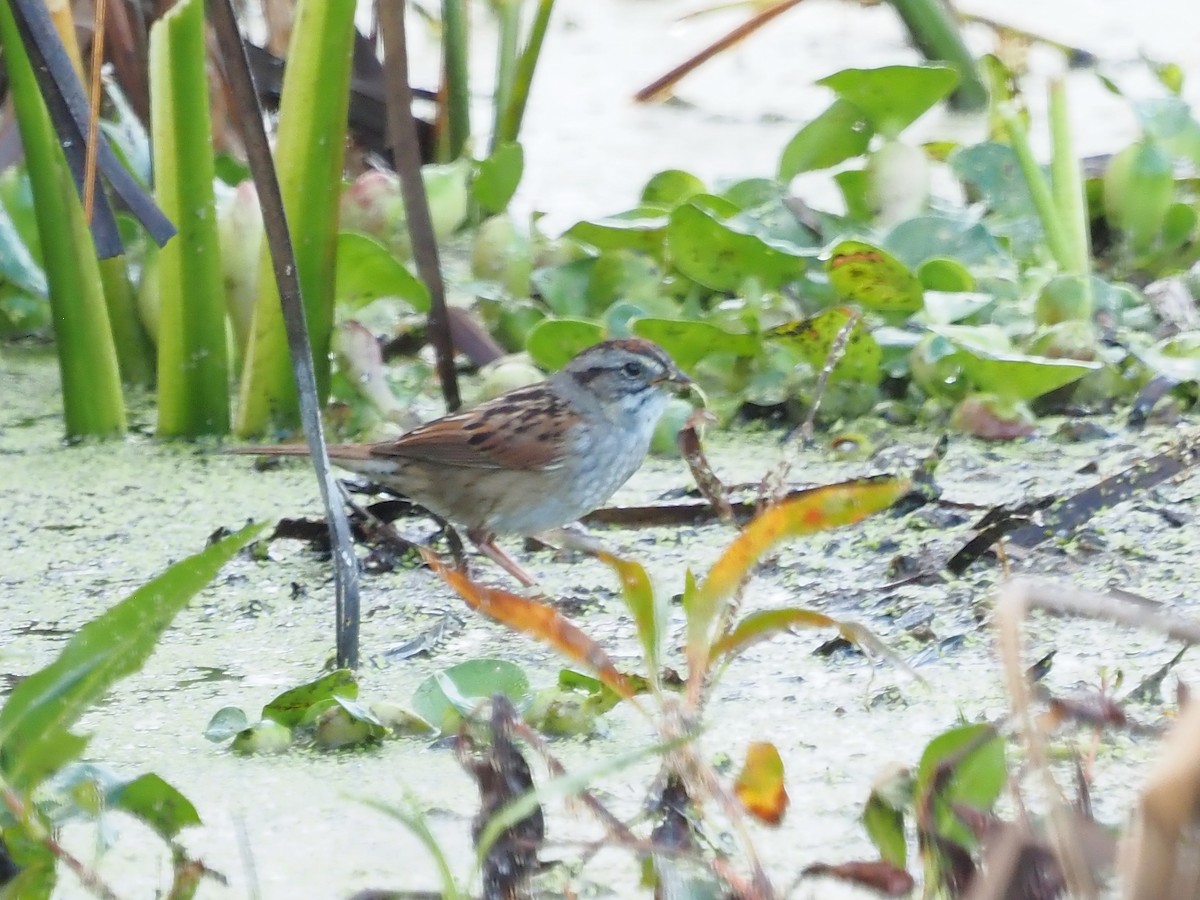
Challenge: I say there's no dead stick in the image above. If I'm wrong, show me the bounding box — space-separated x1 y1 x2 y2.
634 0 806 102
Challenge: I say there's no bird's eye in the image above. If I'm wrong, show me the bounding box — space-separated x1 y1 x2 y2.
622 360 644 378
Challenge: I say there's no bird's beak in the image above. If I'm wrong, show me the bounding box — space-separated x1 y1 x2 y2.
655 364 692 389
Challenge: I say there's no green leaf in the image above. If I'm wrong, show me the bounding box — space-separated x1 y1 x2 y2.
565 208 668 256
631 318 758 369
641 169 706 209
411 659 531 735
884 216 1008 270
532 258 593 318
817 65 958 139
915 723 1005 847
262 669 358 727
359 796 463 900
1134 97 1200 164
864 795 907 868
0 3 125 438
596 554 665 686
0 523 264 791
917 259 975 293
0 200 46 297
667 202 808 292
313 697 387 749
826 240 924 313
204 706 250 742
585 250 669 316
525 317 605 369
1 825 56 899
231 719 293 755
765 308 882 385
711 607 837 661
931 325 1100 400
111 773 201 840
335 231 431 312
1134 331 1200 383
473 141 524 214
950 142 1037 217
778 99 872 179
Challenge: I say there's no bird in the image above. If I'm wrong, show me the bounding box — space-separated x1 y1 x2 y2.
233 338 691 586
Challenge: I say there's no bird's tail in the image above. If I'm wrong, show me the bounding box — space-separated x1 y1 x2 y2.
226 444 312 458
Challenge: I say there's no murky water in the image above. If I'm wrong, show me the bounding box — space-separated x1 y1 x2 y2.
4 1 1200 895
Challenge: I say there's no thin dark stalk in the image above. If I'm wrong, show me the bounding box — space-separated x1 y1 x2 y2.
208 0 361 669
379 0 461 411
634 0 804 102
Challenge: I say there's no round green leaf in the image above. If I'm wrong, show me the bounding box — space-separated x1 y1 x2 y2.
932 325 1100 400
411 659 531 735
204 706 250 742
817 65 958 139
565 208 668 256
778 99 872 179
918 258 974 292
640 169 706 208
950 142 1036 217
263 669 359 727
525 317 605 370
586 250 667 315
884 216 1008 270
766 308 882 385
826 240 923 313
532 258 594 318
472 141 524 214
335 231 430 311
668 202 809 292
632 317 758 369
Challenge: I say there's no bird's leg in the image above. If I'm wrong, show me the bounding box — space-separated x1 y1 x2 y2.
467 529 540 588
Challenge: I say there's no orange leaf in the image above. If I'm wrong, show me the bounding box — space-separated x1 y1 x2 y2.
421 549 634 699
734 741 788 826
688 478 910 658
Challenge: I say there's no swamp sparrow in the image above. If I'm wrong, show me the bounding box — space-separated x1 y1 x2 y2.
236 338 691 585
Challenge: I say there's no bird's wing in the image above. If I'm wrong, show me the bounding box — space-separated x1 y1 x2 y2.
356 387 571 471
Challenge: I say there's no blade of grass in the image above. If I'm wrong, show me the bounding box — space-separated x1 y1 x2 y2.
150 0 230 436
208 0 361 668
489 0 521 153
360 796 463 900
1048 78 1091 278
495 0 555 146
98 257 155 387
440 0 470 161
0 2 125 438
234 0 356 435
996 102 1076 272
0 522 264 790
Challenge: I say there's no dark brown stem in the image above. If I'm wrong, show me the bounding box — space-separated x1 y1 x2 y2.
379 0 461 411
207 0 361 668
634 0 806 103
